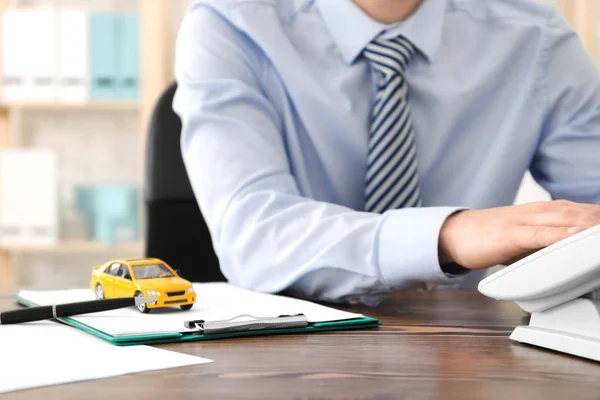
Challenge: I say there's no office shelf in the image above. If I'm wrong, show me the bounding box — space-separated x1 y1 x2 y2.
3 240 144 254
0 0 172 289
0 100 139 112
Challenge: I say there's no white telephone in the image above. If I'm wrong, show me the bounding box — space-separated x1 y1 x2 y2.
478 224 600 362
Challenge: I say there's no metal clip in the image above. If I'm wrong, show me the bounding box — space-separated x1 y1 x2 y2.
184 313 308 335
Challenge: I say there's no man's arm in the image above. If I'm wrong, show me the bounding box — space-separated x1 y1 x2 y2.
173 5 600 305
530 9 600 204
172 5 464 305
436 9 600 269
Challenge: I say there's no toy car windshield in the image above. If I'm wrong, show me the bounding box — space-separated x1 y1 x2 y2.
132 263 174 280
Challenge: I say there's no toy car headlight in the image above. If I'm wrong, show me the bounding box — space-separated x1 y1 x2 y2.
146 290 161 296
188 287 195 294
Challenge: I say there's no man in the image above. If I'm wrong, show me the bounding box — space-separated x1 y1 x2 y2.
173 0 600 306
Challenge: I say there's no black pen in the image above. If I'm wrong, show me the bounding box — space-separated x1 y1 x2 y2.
0 297 157 325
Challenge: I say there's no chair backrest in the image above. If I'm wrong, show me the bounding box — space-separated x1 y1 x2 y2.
143 82 225 283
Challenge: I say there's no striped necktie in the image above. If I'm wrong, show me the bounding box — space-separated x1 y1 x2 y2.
363 36 422 213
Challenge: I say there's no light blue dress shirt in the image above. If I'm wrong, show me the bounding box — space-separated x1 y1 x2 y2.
173 0 600 306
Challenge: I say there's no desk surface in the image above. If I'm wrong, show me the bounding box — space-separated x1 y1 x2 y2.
2 290 600 400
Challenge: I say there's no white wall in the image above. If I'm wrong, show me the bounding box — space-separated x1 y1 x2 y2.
514 172 552 205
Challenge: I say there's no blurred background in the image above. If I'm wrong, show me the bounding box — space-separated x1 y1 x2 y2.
0 0 595 291
0 0 189 290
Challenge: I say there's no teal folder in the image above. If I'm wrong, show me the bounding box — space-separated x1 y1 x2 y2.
116 14 139 99
75 184 139 243
90 13 118 99
15 285 380 347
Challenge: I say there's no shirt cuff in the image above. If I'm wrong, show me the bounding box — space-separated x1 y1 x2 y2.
377 207 468 288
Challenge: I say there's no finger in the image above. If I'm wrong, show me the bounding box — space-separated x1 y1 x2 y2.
518 199 600 214
519 202 600 228
512 225 585 251
525 209 600 228
550 200 600 216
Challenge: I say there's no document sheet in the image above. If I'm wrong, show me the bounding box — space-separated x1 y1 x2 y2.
0 321 212 394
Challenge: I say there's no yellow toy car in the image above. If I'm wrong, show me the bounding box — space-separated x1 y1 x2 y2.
90 257 196 313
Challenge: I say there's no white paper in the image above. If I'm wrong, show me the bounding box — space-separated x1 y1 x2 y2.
0 322 212 394
18 282 364 337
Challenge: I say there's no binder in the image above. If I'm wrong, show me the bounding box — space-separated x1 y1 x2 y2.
116 13 140 99
0 149 59 247
25 10 58 101
2 9 59 101
16 283 380 346
76 184 139 243
1 10 28 101
89 13 118 99
57 9 89 102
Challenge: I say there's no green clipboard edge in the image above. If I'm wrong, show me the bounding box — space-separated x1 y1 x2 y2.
15 295 381 347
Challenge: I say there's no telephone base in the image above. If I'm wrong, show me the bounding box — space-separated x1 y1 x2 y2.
510 297 600 362
510 326 600 362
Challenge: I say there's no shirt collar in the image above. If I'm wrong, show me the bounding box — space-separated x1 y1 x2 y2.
315 0 447 64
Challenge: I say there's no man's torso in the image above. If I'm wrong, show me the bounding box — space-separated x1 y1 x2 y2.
190 0 561 210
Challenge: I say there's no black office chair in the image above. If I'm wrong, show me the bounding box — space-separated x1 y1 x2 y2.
143 82 225 283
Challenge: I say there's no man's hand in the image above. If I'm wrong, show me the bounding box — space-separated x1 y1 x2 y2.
438 200 600 269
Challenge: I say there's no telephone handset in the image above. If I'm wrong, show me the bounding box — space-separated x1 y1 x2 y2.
479 224 600 362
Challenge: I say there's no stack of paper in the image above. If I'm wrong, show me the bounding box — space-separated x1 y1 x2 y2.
16 283 378 345
19 283 367 337
0 321 212 394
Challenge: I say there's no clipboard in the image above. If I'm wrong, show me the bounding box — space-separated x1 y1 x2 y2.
15 283 381 346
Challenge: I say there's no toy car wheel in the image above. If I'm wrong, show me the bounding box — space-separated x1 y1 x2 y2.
180 304 193 311
95 284 104 299
135 292 151 314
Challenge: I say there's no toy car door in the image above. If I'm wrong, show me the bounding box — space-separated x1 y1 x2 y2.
100 262 121 298
113 264 136 298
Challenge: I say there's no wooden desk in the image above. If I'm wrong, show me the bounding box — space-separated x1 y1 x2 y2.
2 290 600 400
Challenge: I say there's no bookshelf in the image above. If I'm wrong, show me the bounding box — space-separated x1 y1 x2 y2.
0 0 175 289
7 239 143 254
0 101 139 112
